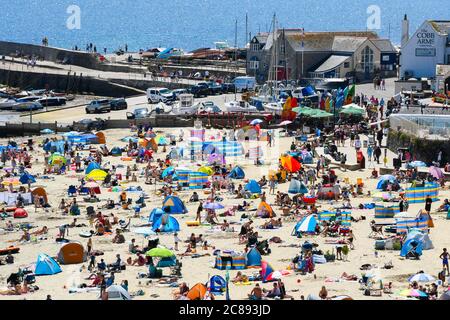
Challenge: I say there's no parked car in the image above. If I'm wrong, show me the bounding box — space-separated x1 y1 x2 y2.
203 81 222 95
110 98 128 110
146 88 173 103
37 97 67 107
76 118 106 131
189 83 209 98
171 89 188 100
126 107 150 120
12 101 44 112
232 76 256 92
221 82 236 93
85 99 111 114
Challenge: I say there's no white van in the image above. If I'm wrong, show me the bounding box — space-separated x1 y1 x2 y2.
232 76 256 92
146 87 173 103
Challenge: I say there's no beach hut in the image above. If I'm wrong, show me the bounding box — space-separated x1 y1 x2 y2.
292 215 317 235
405 182 439 204
162 196 187 214
187 283 208 300
85 162 101 175
228 166 245 179
288 179 308 194
246 247 262 268
57 242 87 265
31 187 48 204
152 215 180 233
256 201 274 218
106 285 132 300
374 203 400 219
245 180 261 194
208 275 227 294
149 208 165 224
34 254 62 276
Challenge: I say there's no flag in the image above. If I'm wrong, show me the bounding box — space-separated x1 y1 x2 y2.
345 84 356 105
335 94 344 109
325 97 331 112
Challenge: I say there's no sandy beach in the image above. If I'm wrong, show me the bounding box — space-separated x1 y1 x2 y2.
0 124 449 301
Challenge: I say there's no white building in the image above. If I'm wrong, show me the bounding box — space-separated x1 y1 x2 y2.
400 17 450 79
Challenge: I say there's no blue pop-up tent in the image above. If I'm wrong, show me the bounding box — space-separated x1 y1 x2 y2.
162 196 187 214
19 172 36 185
292 215 318 235
245 180 261 194
209 275 227 294
34 254 62 276
400 238 423 258
85 162 101 175
246 247 262 267
152 215 180 233
288 179 308 194
228 166 245 179
149 208 165 224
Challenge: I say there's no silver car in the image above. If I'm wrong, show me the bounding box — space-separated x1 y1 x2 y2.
86 99 111 114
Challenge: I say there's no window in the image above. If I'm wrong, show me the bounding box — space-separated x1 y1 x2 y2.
250 43 260 51
249 57 259 70
382 55 390 62
361 46 374 73
280 44 285 55
415 48 436 57
344 62 350 68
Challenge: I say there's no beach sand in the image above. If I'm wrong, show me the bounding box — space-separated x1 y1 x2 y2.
0 127 449 300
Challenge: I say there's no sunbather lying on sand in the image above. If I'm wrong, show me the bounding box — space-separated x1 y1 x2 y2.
31 226 48 236
340 272 358 281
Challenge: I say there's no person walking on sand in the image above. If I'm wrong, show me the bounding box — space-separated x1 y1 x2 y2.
425 194 433 214
196 202 203 224
174 232 181 251
440 248 449 275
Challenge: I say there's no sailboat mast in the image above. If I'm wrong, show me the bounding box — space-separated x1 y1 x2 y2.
234 18 238 101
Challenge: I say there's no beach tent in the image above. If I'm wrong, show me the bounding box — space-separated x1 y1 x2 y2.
156 256 177 268
86 169 108 181
34 254 62 276
246 247 262 268
256 202 274 218
288 179 308 194
260 260 275 283
198 166 214 176
14 208 28 219
187 283 208 300
152 215 180 233
19 172 36 185
106 285 132 300
162 196 187 214
85 162 101 175
161 166 175 178
66 134 99 144
209 275 227 295
375 203 400 219
292 215 317 235
110 147 122 157
405 182 439 204
95 132 106 144
48 153 67 166
149 208 165 224
57 242 87 265
32 187 48 204
245 180 261 194
281 155 301 173
228 166 245 179
404 229 434 250
376 175 398 190
155 135 168 146
43 140 65 154
400 238 423 258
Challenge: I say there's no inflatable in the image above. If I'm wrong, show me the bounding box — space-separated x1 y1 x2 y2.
120 157 133 161
186 221 200 227
13 208 28 219
0 246 20 255
79 231 93 238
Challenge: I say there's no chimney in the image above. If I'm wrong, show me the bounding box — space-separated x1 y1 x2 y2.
401 14 409 48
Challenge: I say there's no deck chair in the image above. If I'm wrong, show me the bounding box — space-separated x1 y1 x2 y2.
68 185 77 197
368 224 383 238
119 218 131 232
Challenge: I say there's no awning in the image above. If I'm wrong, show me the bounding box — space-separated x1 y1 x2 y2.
314 55 350 73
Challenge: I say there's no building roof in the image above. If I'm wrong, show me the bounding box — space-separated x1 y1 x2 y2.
332 36 368 52
428 20 450 35
314 55 351 72
370 39 397 52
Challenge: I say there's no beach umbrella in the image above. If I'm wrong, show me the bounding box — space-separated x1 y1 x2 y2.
250 119 263 126
281 155 301 173
198 166 214 176
132 227 156 237
40 128 55 135
145 247 175 258
264 270 292 281
339 106 363 116
84 181 100 189
408 273 435 283
278 120 293 126
342 103 365 110
311 109 333 118
62 131 80 137
203 202 224 210
429 166 444 179
408 161 427 168
49 154 67 165
292 106 312 114
1 178 20 186
397 289 428 298
121 136 139 143
86 169 108 181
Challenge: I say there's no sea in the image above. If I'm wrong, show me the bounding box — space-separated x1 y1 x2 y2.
0 0 448 52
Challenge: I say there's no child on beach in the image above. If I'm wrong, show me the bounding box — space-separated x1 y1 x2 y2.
174 232 181 251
